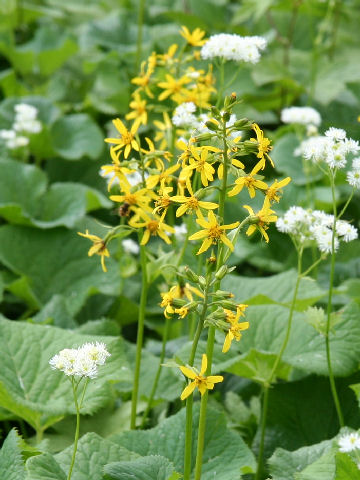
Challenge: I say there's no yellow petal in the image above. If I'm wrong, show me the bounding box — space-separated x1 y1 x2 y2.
180 366 197 380
200 354 207 375
180 381 197 400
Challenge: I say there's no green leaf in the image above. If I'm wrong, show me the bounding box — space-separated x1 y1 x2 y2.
258 375 360 458
225 348 291 385
0 316 131 431
0 429 26 480
26 453 66 480
0 159 110 228
295 450 336 480
104 455 179 480
50 114 104 160
0 225 122 314
222 270 326 310
111 405 256 478
54 432 138 480
239 302 360 377
269 438 333 480
335 451 360 479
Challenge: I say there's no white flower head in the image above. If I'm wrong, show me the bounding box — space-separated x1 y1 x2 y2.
200 33 266 63
338 432 360 453
336 220 358 242
174 223 187 240
281 106 321 127
172 102 197 127
347 169 360 189
325 127 346 141
49 342 110 379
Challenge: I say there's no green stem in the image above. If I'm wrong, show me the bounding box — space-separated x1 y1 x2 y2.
130 240 148 429
183 275 212 480
141 316 171 427
255 247 303 480
194 391 209 480
193 115 229 480
67 378 86 480
135 0 146 71
325 173 344 427
216 59 225 108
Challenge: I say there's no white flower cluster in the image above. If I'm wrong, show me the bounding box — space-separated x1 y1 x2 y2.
172 102 197 127
0 103 42 149
347 157 360 189
295 127 359 169
338 432 360 453
200 34 267 63
49 342 110 379
276 206 358 253
281 106 321 127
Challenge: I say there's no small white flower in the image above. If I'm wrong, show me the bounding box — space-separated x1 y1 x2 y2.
281 106 321 127
347 169 360 188
201 33 266 63
122 238 140 255
49 342 110 378
325 127 346 140
172 102 198 127
336 221 358 242
352 157 360 169
312 225 339 253
338 433 360 453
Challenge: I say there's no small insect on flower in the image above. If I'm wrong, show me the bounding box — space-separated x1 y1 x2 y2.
179 354 223 400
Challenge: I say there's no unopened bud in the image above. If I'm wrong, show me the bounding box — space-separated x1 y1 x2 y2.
194 133 213 142
213 290 234 299
184 266 199 283
172 298 187 308
212 308 227 320
211 106 220 117
221 301 238 311
198 276 206 288
215 265 228 280
222 111 230 122
205 120 219 132
234 118 252 129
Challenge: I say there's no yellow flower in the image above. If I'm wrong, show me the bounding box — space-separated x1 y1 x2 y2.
243 197 277 243
131 56 155 98
171 183 218 218
250 123 274 170
77 230 110 273
129 211 175 245
153 186 173 217
179 354 223 400
146 163 180 190
228 163 268 199
157 44 178 65
266 177 291 203
222 306 249 353
101 147 135 191
105 118 141 159
125 92 148 126
154 112 173 150
157 74 191 102
175 306 189 318
188 210 239 254
141 137 170 170
181 148 216 188
180 26 207 47
109 183 154 214
160 286 180 318
173 283 204 301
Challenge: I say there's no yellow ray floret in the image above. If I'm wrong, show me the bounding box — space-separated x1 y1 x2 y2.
188 210 239 254
179 354 223 400
77 230 110 273
105 118 141 159
243 197 277 243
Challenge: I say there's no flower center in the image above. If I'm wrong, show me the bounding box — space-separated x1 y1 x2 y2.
148 220 159 233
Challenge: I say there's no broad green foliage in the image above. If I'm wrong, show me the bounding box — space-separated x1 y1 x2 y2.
0 429 26 480
0 225 122 314
0 159 110 228
0 317 130 431
111 405 256 478
222 270 326 310
104 455 180 480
